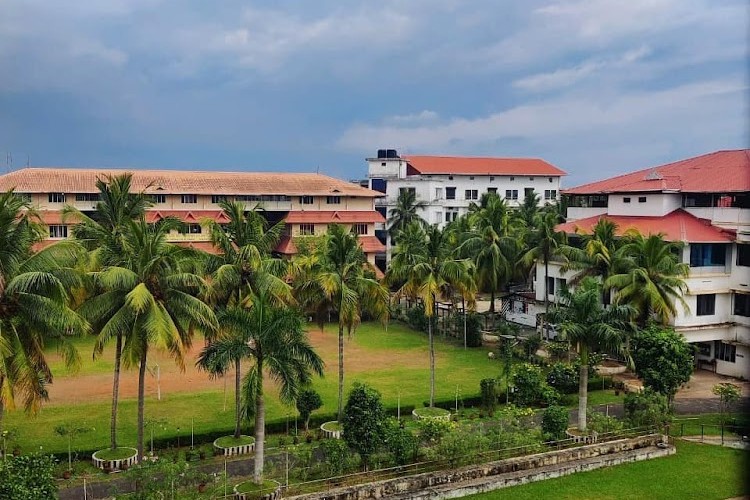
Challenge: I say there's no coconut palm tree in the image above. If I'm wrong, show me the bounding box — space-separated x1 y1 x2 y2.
522 210 567 338
224 291 324 483
0 191 87 433
86 218 217 461
314 224 389 421
547 277 633 431
606 232 689 327
389 224 473 407
205 200 291 308
68 174 150 451
459 194 520 313
388 189 427 242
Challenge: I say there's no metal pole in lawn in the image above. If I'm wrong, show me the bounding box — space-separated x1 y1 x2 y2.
191 418 194 450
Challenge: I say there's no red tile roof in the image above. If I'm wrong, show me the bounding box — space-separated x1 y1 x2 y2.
564 150 750 195
0 168 381 197
173 241 222 254
31 210 80 225
284 211 385 224
404 156 566 176
144 210 230 224
275 236 298 255
557 209 735 243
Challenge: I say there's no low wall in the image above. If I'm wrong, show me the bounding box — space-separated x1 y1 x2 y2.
289 434 671 500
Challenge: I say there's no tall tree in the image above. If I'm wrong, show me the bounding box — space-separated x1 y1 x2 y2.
460 193 519 312
522 211 567 338
630 325 693 405
606 232 689 327
224 292 324 483
389 224 473 406
68 174 150 451
388 189 427 243
86 218 217 461
313 224 389 421
547 278 633 431
0 191 87 434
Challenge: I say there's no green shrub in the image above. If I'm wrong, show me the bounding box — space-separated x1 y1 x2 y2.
418 418 456 444
0 454 57 500
385 423 418 466
406 304 429 332
480 378 499 416
541 405 569 440
512 363 558 407
321 439 352 476
454 312 483 347
587 410 623 434
624 389 670 428
546 362 579 394
342 383 387 469
296 388 323 432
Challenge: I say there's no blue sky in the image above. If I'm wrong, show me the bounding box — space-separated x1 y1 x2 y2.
1 0 747 187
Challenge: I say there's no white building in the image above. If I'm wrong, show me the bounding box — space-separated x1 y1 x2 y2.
534 150 750 379
365 149 566 264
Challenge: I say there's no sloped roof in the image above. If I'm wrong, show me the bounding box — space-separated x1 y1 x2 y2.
173 241 222 254
144 210 230 224
0 168 381 197
557 209 735 243
284 211 385 224
404 156 565 176
564 150 750 195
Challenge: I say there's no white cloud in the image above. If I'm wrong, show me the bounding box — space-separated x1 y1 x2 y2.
386 110 440 125
337 78 747 153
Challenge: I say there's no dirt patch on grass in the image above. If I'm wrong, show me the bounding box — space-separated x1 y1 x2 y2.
45 326 429 406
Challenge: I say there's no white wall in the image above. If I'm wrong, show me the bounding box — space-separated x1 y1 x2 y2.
607 193 682 217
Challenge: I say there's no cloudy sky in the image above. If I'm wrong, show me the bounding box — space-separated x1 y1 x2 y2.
1 0 748 186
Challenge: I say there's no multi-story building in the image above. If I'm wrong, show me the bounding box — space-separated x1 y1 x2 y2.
0 167 386 269
365 149 567 264
532 150 750 378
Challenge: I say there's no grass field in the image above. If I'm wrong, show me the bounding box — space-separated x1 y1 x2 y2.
462 440 749 500
5 322 506 454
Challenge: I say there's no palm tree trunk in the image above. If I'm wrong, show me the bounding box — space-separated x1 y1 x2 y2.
136 347 148 463
234 359 241 439
489 290 495 313
543 259 549 341
578 345 588 431
429 299 436 408
337 322 345 422
110 332 122 450
253 372 265 484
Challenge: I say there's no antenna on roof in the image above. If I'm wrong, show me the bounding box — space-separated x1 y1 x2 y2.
316 165 320 174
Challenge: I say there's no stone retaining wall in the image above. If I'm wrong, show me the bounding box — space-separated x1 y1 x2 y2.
288 434 670 500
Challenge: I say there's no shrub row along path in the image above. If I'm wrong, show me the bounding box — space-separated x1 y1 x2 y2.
58 397 749 500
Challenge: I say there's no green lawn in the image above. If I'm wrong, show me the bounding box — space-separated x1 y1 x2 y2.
4 322 504 454
463 440 748 500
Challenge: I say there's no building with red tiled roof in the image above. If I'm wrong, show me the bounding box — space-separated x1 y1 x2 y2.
535 150 750 380
0 167 387 266
365 149 565 267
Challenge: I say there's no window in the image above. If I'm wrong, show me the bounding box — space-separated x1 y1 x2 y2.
737 244 750 266
487 187 497 195
734 293 750 317
48 193 66 203
715 341 736 363
211 195 227 204
465 189 478 201
399 187 415 197
638 196 647 203
469 176 475 180
15 193 31 202
448 175 454 180
75 193 100 202
446 187 456 200
353 223 368 235
435 188 443 200
150 194 166 204
179 224 202 234
529 177 534 181
556 278 567 294
299 196 314 205
299 223 315 235
48 225 68 238
544 190 557 200
381 162 386 166
505 189 519 200
181 194 197 204
623 197 631 203
326 196 341 205
510 176 515 181
549 177 554 183
690 243 727 267
546 276 555 296
490 176 495 182
696 294 716 316
445 210 458 223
